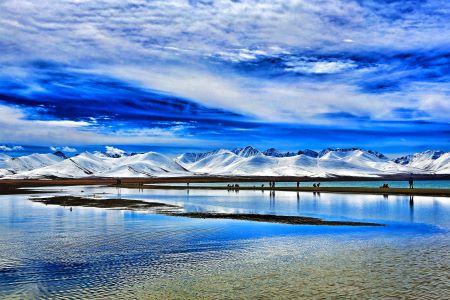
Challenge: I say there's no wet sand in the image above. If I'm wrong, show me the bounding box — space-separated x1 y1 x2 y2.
167 212 384 226
30 196 178 210
29 196 383 226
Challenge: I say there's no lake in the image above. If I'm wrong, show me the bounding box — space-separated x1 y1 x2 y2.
0 185 449 298
151 179 450 189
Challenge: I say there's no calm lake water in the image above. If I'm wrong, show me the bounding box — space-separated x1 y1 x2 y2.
153 179 450 189
0 185 449 299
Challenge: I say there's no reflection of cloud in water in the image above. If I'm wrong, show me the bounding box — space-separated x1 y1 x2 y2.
0 186 449 298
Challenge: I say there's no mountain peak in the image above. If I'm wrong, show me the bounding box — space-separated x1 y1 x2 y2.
53 151 68 159
263 148 318 158
319 148 387 159
232 146 260 157
394 150 445 165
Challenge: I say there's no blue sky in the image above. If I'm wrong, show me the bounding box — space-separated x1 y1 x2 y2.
0 0 449 157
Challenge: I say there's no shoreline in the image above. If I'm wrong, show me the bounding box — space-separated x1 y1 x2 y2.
0 176 449 197
1 173 450 187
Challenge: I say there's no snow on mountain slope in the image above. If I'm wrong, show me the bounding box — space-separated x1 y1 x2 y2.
179 149 400 177
177 146 260 165
262 148 288 157
0 153 11 160
18 151 190 178
176 149 225 165
0 153 64 176
394 150 445 171
20 152 112 178
429 152 450 174
175 148 430 177
231 146 260 157
4 147 449 178
101 152 190 177
229 154 321 176
180 150 243 174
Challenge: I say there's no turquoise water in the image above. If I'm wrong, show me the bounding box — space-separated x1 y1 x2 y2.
151 179 450 189
0 186 449 298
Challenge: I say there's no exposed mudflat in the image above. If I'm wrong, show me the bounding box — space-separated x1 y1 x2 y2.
168 212 384 226
30 196 179 210
30 196 383 226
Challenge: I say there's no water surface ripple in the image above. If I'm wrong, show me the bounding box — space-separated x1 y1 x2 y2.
0 185 448 299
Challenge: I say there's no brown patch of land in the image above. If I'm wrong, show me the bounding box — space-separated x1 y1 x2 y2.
120 184 450 197
168 212 383 226
30 196 179 210
0 186 54 195
29 196 383 226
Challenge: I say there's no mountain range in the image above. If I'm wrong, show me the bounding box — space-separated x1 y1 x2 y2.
0 146 449 179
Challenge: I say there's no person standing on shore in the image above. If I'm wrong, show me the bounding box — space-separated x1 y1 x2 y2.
409 177 414 189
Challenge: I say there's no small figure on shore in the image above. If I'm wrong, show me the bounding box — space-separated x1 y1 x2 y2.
261 184 264 188
296 181 300 188
409 177 414 189
187 183 189 188
317 183 321 187
380 183 390 188
69 207 72 212
313 183 317 187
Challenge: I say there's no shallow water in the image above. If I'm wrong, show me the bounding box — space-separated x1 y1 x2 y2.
153 179 450 189
0 186 449 299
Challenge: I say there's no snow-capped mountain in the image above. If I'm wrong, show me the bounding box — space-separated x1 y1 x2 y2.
178 146 261 164
231 146 260 157
263 148 319 158
0 153 11 160
431 152 450 174
394 150 450 174
18 151 190 179
394 150 444 168
1 147 449 178
179 148 418 177
319 148 387 159
0 153 64 176
101 152 189 177
176 149 225 164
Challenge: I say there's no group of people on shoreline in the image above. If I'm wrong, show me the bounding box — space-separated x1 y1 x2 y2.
380 177 414 189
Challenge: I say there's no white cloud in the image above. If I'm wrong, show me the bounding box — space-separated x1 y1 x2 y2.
0 145 24 151
0 104 206 146
36 120 92 127
0 0 449 131
417 93 450 120
105 64 399 124
50 146 77 153
284 60 356 74
1 0 449 66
